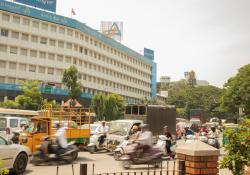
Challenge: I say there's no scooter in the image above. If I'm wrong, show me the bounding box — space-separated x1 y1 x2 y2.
199 132 208 143
87 134 107 153
208 136 219 149
113 139 129 160
155 135 176 159
31 137 78 165
120 143 163 169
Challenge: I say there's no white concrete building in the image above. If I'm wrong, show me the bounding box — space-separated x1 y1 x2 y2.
0 0 157 105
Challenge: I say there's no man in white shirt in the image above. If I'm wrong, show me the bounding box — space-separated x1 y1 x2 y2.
55 123 68 149
134 124 153 154
98 121 109 146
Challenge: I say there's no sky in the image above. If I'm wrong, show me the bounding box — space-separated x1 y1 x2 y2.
56 0 250 87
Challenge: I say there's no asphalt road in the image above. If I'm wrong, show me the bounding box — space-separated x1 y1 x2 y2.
23 140 232 175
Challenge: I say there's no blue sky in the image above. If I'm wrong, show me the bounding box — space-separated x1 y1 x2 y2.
57 0 250 87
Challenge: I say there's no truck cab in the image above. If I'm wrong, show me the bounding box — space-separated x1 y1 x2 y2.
19 105 90 153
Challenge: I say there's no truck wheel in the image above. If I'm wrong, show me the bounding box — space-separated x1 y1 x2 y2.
114 151 122 160
90 146 96 154
71 151 78 161
13 153 28 174
122 161 131 169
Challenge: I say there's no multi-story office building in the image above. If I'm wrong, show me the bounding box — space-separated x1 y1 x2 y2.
0 0 156 105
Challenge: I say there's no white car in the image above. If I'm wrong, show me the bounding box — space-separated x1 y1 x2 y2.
0 135 31 174
81 124 102 135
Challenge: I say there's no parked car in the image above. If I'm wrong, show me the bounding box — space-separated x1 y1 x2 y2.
81 124 103 135
0 135 31 174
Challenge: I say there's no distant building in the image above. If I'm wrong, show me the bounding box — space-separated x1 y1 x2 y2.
196 80 209 86
184 70 197 86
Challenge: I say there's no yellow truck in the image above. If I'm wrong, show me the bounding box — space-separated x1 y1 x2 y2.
19 105 90 153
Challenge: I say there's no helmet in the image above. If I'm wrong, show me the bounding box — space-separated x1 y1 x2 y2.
132 125 138 130
20 121 27 125
163 125 168 129
140 124 148 128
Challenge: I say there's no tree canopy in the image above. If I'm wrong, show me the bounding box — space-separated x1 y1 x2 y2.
221 64 250 115
91 93 125 121
62 66 82 101
166 80 223 118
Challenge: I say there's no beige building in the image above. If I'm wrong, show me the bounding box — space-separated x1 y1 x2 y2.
0 0 157 104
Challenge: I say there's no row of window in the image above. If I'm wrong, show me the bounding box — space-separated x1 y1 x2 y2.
0 28 151 79
0 60 150 96
1 12 151 71
0 43 151 87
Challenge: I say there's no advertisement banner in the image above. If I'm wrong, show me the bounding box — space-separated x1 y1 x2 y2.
15 0 56 12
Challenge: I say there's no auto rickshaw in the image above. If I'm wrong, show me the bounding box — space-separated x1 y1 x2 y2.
222 123 239 146
19 105 90 153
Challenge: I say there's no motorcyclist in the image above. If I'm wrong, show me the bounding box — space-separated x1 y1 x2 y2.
133 124 153 154
208 125 218 138
199 124 208 135
163 125 172 156
184 125 194 136
129 125 141 140
20 121 28 131
98 121 109 146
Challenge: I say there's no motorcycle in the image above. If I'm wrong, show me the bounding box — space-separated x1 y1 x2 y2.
199 132 208 143
120 143 163 169
87 134 107 153
155 135 176 159
11 131 20 144
113 139 129 160
31 137 78 165
208 136 219 149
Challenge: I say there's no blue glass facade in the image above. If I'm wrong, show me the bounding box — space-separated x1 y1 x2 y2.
0 0 157 99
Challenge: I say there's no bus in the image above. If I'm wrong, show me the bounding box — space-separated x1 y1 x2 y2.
0 108 38 135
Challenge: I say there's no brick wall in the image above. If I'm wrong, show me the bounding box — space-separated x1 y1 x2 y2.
176 153 219 175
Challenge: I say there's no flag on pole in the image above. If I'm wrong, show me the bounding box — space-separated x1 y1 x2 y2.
71 8 76 16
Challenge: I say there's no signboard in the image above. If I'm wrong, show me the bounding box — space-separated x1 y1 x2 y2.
100 21 123 42
14 0 56 12
144 48 154 60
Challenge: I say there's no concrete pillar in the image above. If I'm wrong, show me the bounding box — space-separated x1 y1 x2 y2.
176 140 220 175
4 96 8 102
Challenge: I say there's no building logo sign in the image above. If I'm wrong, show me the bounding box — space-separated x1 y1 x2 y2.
14 0 56 12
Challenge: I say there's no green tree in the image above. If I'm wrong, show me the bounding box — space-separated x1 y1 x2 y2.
220 119 250 175
91 93 106 120
62 66 82 103
104 93 125 120
0 100 18 109
0 160 9 175
43 99 60 108
221 64 250 115
15 80 43 110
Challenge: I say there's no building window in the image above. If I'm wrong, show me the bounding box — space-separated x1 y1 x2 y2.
31 35 38 43
75 31 79 38
39 52 46 59
67 29 73 36
56 69 63 76
2 13 10 21
85 36 89 42
12 16 20 24
65 57 71 63
1 29 8 37
57 55 63 62
41 23 48 30
73 58 77 64
84 49 88 55
59 27 65 34
38 66 45 73
48 68 54 75
50 25 57 32
11 31 19 39
30 50 37 57
40 37 47 45
29 65 36 72
20 48 27 56
9 62 16 70
23 18 30 26
0 44 7 52
10 47 18 54
32 21 39 28
49 39 56 46
58 41 64 48
19 64 26 71
8 77 15 84
66 42 72 49
74 44 78 51
0 76 5 83
48 53 55 61
0 60 6 68
21 33 29 41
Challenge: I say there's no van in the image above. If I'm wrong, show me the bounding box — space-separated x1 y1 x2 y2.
0 116 29 135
